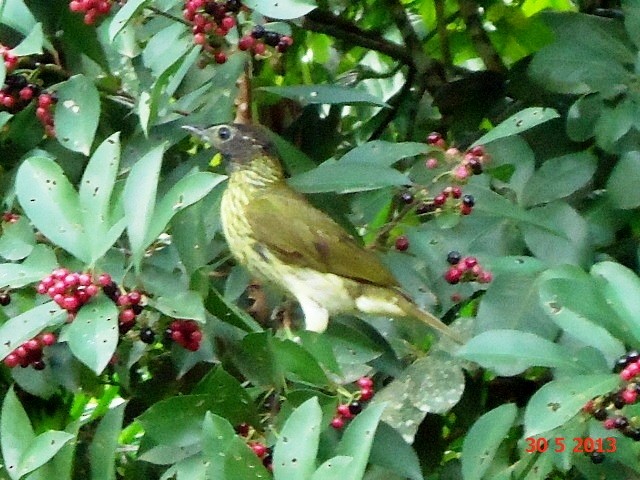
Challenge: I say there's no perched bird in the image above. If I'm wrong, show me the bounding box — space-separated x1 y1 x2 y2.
184 123 462 343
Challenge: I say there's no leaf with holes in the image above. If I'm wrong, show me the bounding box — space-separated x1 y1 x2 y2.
17 430 74 478
64 296 119 374
273 397 322 480
55 74 100 155
16 156 89 262
472 108 560 146
0 245 58 289
1 387 34 480
243 0 316 19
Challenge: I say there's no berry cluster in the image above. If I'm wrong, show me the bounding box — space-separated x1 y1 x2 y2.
444 251 492 285
0 74 40 112
0 45 17 73
425 132 489 183
433 186 475 216
166 320 203 351
2 212 19 223
331 376 375 429
100 274 145 334
69 0 114 25
238 25 293 56
183 0 242 64
581 350 640 457
35 93 57 137
3 332 56 370
37 268 101 318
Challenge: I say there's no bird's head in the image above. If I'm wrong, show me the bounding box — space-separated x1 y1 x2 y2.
183 123 279 174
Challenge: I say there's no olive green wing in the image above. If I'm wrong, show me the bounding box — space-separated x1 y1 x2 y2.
245 186 398 287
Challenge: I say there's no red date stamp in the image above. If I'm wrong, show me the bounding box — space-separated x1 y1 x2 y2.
524 437 616 453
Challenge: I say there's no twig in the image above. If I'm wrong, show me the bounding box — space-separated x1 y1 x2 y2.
458 0 506 73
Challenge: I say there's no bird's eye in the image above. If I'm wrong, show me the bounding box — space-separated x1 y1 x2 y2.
217 126 232 141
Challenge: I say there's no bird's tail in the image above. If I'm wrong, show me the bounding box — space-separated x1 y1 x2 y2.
394 295 464 344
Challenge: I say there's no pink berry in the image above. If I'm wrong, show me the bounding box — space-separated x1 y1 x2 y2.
238 36 254 51
98 273 112 286
221 16 235 30
357 376 374 389
62 295 80 311
69 0 84 11
117 294 130 306
603 418 616 429
52 267 68 279
444 267 462 285
250 442 267 458
330 416 345 429
359 387 374 401
446 147 460 157
37 283 47 294
14 346 28 359
337 404 352 418
64 273 79 287
40 332 56 346
190 330 203 343
24 339 40 352
433 194 446 207
85 284 99 297
53 293 65 306
19 87 33 101
425 158 438 169
78 273 92 286
3 353 19 368
119 309 136 322
454 165 469 180
253 42 266 55
463 257 478 268
128 291 141 305
478 271 493 284
622 389 638 404
628 362 640 377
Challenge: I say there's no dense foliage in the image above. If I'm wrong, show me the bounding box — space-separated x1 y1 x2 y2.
0 0 639 479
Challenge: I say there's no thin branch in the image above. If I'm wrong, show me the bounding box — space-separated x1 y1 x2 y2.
301 10 413 65
435 0 452 69
458 0 506 73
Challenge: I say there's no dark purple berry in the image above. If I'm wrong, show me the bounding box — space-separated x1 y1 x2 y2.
415 202 435 214
446 251 461 265
263 31 281 47
132 304 144 315
251 25 266 39
590 452 605 464
593 408 607 421
614 416 629 429
32 360 45 370
140 328 155 344
462 194 475 207
0 293 11 306
399 191 414 204
348 401 362 415
468 158 483 175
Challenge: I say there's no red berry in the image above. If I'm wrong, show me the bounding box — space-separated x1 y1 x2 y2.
119 309 136 323
330 416 345 429
444 267 462 285
214 51 227 64
357 376 374 389
78 273 92 286
427 132 442 145
460 204 473 215
463 257 477 269
221 16 235 30
86 284 99 297
253 42 266 55
193 33 207 45
171 330 183 342
359 387 374 401
64 273 79 287
235 423 250 436
622 389 638 404
96 0 111 14
425 158 438 169
190 330 203 343
250 442 267 458
19 87 33 101
117 294 130 306
603 418 617 430
98 273 112 286
128 291 142 305
469 145 485 157
433 194 446 207
14 346 28 359
478 271 493 284
185 341 200 351
337 404 352 418
3 353 19 368
69 0 84 11
24 339 40 352
238 36 254 51
40 332 56 346
451 186 462 199
62 295 80 311
395 235 409 251
84 10 98 25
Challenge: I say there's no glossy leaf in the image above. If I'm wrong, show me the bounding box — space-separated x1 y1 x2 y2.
0 301 65 360
16 156 89 262
273 397 322 480
369 422 424 480
457 330 584 376
89 403 126 480
1 387 34 480
150 290 206 322
79 133 122 262
0 217 35 260
65 296 119 374
590 261 640 343
462 404 517 480
55 74 100 155
108 0 149 41
223 439 271 479
340 141 427 166
521 151 597 207
144 172 226 246
524 374 619 436
289 162 409 193
472 108 560 146
261 85 387 106
11 22 43 56
123 144 165 268
17 430 74 478
310 457 353 480
607 151 640 209
243 0 316 19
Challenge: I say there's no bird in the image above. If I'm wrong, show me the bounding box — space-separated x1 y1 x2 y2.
183 122 463 343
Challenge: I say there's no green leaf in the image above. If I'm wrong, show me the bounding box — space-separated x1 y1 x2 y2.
590 261 640 344
273 397 322 480
521 151 597 207
524 374 619 436
372 355 464 443
335 402 386 479
150 290 206 322
65 296 119 374
566 94 601 142
16 156 89 262
340 141 427 167
473 108 560 146
0 217 35 260
261 85 387 107
0 0 36 37
108 0 149 42
0 302 65 360
1 387 35 480
11 22 43 56
594 99 634 151
123 144 165 268
223 439 271 479
456 330 585 376
202 413 236 480
0 244 57 289
89 403 126 480
273 337 329 385
311 457 353 480
17 430 74 478
54 75 101 155
462 404 517 480
539 278 625 364
289 163 409 194
369 422 424 480
607 151 640 209
144 172 226 246
243 0 316 19
79 133 123 263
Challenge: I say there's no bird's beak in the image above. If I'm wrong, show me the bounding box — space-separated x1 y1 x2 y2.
182 125 206 139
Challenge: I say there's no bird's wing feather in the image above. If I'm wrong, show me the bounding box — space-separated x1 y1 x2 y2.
245 185 398 287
